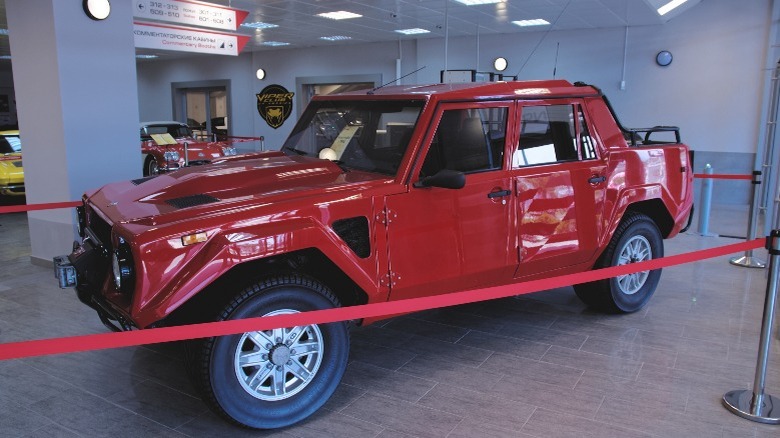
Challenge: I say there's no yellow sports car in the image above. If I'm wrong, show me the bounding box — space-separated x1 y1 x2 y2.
0 130 23 196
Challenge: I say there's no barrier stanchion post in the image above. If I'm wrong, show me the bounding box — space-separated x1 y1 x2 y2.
723 230 780 424
698 164 718 236
731 170 767 268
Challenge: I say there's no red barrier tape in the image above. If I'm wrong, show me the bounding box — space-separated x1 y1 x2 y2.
0 201 80 214
0 238 763 362
693 173 753 180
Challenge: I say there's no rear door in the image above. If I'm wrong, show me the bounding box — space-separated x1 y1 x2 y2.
511 101 607 277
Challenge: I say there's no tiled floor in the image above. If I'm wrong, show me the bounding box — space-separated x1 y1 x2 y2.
1 200 780 437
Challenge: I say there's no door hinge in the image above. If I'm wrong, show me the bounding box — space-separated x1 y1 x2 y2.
379 271 401 287
375 208 397 225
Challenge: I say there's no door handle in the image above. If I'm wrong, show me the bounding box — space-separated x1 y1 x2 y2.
588 176 606 184
487 189 512 199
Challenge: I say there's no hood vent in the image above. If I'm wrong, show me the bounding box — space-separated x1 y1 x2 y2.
131 176 158 185
332 217 370 258
165 194 220 209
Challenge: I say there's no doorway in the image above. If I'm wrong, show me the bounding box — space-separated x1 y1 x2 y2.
295 74 381 118
172 80 231 140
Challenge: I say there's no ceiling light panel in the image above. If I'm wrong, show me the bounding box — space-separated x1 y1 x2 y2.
317 11 362 20
454 0 503 5
262 41 290 46
512 19 550 27
395 28 430 35
241 22 279 29
657 0 688 16
320 35 352 41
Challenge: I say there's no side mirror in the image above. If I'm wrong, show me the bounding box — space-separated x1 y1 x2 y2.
413 169 466 189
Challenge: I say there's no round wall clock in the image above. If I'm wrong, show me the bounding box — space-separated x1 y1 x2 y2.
656 50 673 67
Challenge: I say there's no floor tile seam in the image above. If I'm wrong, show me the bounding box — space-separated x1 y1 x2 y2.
539 343 644 375
419 378 540 411
339 391 462 434
442 416 465 438
26 418 86 437
22 365 189 430
457 327 556 354
523 404 660 437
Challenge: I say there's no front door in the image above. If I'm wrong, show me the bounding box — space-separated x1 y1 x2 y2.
384 102 518 301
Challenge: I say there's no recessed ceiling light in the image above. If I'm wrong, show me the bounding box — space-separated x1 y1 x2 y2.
395 28 430 35
317 11 362 20
0 29 8 36
454 0 502 5
0 55 11 60
136 54 158 59
657 0 688 16
320 35 352 41
241 21 279 29
262 41 290 46
512 19 550 27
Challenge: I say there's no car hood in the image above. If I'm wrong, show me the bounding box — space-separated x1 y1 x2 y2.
88 151 390 226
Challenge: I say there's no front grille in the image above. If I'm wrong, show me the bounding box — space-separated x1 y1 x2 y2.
165 194 220 209
131 176 157 185
87 208 113 253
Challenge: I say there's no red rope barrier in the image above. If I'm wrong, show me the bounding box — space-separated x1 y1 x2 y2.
0 201 80 214
0 238 763 361
693 173 753 180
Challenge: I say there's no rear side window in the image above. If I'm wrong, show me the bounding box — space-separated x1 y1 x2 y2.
513 104 598 167
513 104 577 167
421 107 507 176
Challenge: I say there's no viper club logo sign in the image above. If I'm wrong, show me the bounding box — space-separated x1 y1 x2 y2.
256 84 294 129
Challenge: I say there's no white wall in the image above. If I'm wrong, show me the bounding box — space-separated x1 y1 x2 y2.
136 0 770 160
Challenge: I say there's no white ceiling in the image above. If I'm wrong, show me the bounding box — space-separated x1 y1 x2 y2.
0 0 702 60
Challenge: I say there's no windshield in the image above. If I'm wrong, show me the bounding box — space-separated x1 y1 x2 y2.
140 124 194 141
0 136 20 154
282 100 424 175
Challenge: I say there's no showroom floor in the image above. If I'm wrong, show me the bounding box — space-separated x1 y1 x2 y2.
1 203 780 437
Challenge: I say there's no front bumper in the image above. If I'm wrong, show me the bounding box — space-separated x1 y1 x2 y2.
54 239 135 332
0 184 24 196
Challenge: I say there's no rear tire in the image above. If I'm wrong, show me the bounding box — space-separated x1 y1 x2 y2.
574 212 663 313
187 274 349 429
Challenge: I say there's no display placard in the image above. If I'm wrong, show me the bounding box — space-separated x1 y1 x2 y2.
133 22 249 56
134 0 249 31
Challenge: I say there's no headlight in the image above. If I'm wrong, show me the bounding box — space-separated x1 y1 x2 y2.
76 205 86 238
112 237 134 293
163 151 180 161
221 146 237 156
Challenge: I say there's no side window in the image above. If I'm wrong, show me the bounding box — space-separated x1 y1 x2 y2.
421 107 507 176
578 106 598 160
513 104 577 167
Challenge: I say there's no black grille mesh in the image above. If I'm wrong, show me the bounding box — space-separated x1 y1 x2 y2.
87 209 113 253
332 217 370 258
165 194 220 209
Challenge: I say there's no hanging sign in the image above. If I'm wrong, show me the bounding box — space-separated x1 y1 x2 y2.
133 22 249 56
256 85 295 129
133 0 249 31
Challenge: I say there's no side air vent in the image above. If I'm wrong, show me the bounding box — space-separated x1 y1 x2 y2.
332 217 370 258
165 194 220 209
131 176 158 185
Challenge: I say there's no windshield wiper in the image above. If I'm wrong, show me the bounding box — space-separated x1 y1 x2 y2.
283 146 308 155
333 160 350 173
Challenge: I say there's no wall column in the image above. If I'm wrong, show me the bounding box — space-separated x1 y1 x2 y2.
6 0 140 264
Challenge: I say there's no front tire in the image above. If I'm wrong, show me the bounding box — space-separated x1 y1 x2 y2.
188 275 349 429
143 156 160 177
574 212 663 313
